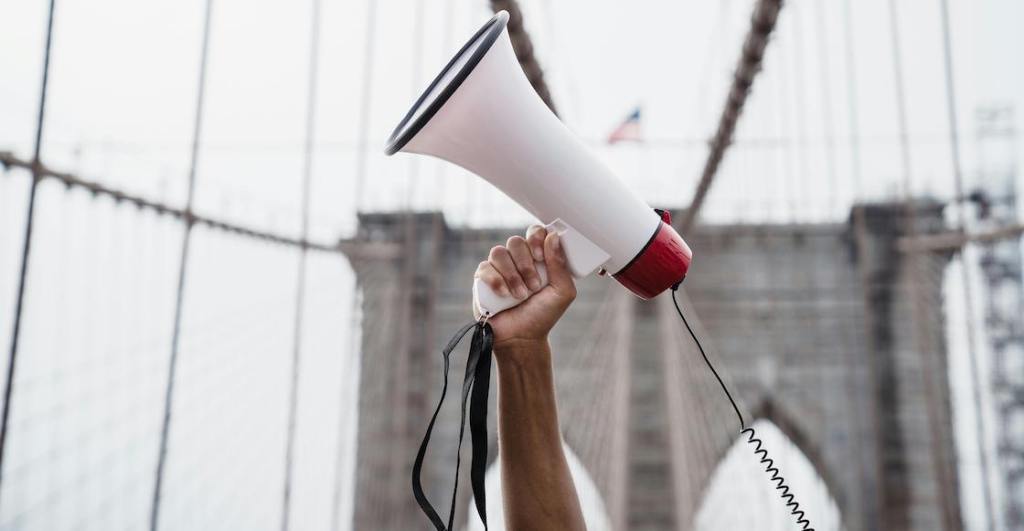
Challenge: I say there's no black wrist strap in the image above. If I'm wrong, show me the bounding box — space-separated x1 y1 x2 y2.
411 320 494 530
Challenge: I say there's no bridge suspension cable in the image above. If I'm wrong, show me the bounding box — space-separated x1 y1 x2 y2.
0 0 57 502
678 0 784 234
150 0 215 526
489 0 557 115
352 0 377 212
886 0 960 528
0 153 343 254
280 0 323 528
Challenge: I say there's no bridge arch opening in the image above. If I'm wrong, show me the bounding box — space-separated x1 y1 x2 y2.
466 442 612 531
694 419 845 531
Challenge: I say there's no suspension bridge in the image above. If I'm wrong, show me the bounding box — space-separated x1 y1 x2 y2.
0 0 1021 530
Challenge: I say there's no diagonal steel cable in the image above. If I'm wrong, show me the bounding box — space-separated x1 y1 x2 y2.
489 0 557 114
150 0 215 527
0 0 57 502
0 153 343 253
678 0 784 234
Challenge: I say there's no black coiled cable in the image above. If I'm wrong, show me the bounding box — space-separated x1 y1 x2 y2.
742 427 814 529
671 287 815 531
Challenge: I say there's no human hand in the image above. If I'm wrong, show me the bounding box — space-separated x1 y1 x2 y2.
473 225 577 350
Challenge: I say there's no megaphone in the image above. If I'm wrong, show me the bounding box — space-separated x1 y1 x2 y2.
385 10 692 316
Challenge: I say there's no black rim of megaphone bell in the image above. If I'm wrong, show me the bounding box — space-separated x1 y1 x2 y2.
384 11 509 155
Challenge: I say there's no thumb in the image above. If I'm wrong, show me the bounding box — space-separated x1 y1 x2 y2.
543 232 575 295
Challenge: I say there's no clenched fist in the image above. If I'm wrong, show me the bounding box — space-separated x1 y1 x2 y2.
473 225 577 349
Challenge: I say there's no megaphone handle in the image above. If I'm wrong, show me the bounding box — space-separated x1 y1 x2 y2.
473 261 549 318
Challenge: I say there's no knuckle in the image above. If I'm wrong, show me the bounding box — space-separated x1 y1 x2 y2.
506 235 526 247
488 245 507 259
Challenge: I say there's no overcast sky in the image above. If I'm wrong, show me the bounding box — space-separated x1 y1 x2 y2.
3 0 1022 235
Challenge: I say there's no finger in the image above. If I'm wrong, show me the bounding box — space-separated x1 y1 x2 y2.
543 232 576 299
525 225 547 261
489 246 529 299
474 261 510 298
507 236 541 292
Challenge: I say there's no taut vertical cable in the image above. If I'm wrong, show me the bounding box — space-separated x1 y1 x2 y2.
886 1 959 529
430 0 457 212
333 3 376 525
840 1 884 524
791 4 809 221
840 0 862 196
150 0 214 529
352 0 377 212
773 28 796 224
811 2 838 216
281 0 321 529
0 0 57 501
938 1 996 528
405 0 426 211
330 280 361 531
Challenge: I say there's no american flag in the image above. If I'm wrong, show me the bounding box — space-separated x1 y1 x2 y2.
607 107 642 144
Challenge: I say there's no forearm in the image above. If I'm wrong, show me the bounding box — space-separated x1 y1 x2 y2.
495 339 585 531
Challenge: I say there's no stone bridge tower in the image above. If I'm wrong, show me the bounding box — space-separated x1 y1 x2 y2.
342 203 961 531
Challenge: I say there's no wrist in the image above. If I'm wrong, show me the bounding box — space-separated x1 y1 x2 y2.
493 337 551 367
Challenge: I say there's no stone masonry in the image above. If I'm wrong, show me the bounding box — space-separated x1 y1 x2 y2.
342 203 961 531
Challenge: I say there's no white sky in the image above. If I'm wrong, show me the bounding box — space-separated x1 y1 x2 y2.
1 0 1023 530
2 0 1021 234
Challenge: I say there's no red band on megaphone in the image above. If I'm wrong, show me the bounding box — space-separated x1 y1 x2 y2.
613 221 692 299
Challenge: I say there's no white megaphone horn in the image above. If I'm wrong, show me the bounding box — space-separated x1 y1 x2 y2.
384 10 692 317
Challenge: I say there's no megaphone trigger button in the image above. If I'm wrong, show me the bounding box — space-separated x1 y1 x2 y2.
544 218 569 235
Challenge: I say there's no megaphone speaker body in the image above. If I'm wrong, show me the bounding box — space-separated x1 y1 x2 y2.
386 11 692 316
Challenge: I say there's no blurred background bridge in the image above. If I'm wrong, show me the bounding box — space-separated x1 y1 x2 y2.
0 0 1022 530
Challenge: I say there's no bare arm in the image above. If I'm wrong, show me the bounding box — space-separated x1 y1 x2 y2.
474 227 586 531
495 340 585 530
